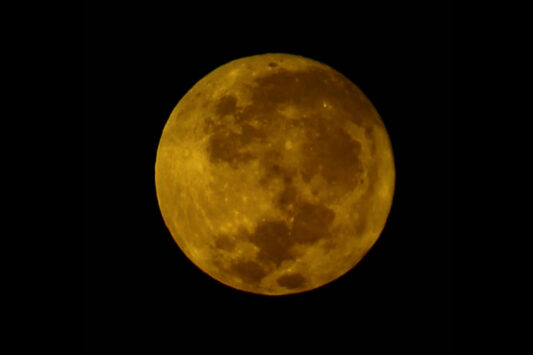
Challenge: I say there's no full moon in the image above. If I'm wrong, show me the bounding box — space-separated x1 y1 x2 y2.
155 53 395 295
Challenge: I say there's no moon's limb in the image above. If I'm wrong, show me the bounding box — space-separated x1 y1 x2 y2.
155 53 395 295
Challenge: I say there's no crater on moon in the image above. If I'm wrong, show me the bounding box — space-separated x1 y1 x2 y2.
155 53 395 295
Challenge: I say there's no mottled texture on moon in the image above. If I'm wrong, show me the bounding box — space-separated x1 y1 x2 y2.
155 54 395 295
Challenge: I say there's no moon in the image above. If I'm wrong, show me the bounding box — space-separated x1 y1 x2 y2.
155 53 395 295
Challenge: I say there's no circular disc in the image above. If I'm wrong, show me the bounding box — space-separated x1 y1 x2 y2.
155 53 395 295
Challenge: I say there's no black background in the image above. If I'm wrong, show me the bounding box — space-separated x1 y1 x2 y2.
85 2 452 352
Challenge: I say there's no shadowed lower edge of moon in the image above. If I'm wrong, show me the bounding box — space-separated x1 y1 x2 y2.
156 54 394 295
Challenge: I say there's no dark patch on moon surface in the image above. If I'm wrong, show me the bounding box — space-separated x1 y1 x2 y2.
215 95 237 117
249 221 295 266
248 202 335 267
218 200 336 283
207 130 256 167
352 160 379 238
258 150 285 184
277 184 299 211
365 125 376 155
277 273 306 289
244 67 376 127
215 235 236 251
292 202 335 244
205 68 367 194
231 260 268 284
299 116 363 192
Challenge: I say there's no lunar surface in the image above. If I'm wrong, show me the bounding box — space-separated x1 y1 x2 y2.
155 53 395 295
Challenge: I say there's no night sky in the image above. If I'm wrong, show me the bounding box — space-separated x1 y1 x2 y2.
85 3 452 352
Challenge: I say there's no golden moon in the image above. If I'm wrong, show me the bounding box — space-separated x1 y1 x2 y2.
155 53 395 295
